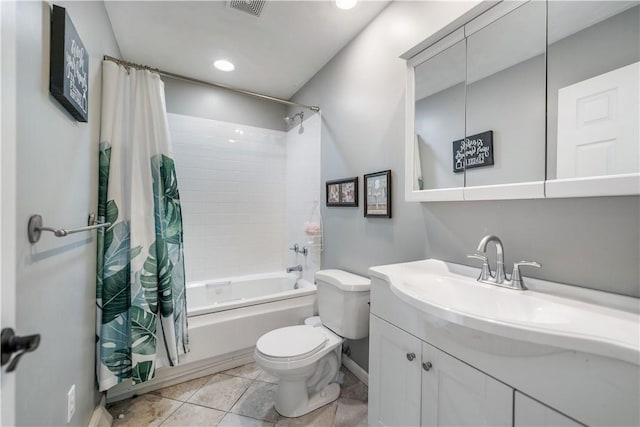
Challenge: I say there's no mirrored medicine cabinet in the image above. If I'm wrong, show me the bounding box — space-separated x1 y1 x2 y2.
404 0 640 201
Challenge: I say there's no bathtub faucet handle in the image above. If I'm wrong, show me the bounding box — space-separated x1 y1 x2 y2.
289 243 308 256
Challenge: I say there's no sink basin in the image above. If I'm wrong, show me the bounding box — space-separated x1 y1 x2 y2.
369 259 640 365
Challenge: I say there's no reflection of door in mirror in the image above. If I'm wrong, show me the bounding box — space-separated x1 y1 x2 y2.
557 62 639 178
465 1 546 188
548 2 640 180
413 40 466 191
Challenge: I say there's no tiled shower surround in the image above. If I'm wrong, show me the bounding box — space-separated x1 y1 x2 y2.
170 114 286 282
170 113 321 284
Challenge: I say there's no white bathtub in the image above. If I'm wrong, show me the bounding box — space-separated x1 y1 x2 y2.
106 271 317 402
187 271 316 316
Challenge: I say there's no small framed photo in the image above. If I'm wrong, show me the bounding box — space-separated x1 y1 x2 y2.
326 177 358 207
364 170 391 218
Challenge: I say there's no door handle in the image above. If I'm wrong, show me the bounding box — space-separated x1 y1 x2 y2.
1 328 41 372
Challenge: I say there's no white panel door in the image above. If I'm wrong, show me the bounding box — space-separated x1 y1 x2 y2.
557 62 639 179
514 392 582 427
0 1 17 425
369 315 422 427
421 342 512 427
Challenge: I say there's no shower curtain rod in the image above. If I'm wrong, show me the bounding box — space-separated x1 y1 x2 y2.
103 55 321 112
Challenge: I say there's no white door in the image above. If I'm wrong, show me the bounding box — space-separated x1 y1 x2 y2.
421 342 512 426
369 315 422 427
0 1 17 424
557 62 639 179
514 392 582 427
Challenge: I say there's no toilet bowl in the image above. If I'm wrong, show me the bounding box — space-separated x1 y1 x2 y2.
254 270 371 418
255 324 343 417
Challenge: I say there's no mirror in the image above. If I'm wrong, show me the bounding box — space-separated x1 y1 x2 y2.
413 39 466 192
405 0 639 201
547 2 639 181
464 1 546 188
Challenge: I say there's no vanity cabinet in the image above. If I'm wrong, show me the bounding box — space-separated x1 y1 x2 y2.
369 315 422 426
421 340 512 426
514 392 581 427
368 268 639 427
369 315 512 427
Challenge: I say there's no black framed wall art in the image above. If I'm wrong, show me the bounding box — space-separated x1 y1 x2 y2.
364 170 391 218
50 5 89 122
326 177 358 207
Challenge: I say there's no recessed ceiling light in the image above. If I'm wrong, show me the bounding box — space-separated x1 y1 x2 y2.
214 59 235 72
335 0 357 10
228 138 237 144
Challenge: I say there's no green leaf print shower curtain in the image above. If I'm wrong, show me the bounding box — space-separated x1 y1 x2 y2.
96 61 189 391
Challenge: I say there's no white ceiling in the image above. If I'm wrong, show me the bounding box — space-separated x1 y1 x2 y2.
104 0 390 100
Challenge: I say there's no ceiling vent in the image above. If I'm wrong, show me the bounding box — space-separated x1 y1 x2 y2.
228 0 266 18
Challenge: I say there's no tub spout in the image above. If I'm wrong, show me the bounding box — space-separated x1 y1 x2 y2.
287 265 303 273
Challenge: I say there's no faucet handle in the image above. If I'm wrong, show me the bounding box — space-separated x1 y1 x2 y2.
467 253 492 281
289 243 299 252
511 261 541 290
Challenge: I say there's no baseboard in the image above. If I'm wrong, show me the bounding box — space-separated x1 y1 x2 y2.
106 349 255 403
342 354 368 386
88 394 112 427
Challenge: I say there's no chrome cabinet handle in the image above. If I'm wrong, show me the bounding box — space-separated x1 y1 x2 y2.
406 352 416 361
422 361 433 371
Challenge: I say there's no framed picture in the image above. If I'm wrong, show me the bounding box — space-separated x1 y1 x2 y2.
326 177 358 207
50 5 89 122
364 170 391 218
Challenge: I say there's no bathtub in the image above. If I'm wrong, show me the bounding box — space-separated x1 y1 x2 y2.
187 271 316 316
107 271 317 402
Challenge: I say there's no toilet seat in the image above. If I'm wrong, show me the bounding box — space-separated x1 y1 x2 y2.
256 325 327 361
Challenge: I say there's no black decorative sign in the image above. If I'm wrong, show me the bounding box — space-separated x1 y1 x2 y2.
453 131 494 173
50 5 89 122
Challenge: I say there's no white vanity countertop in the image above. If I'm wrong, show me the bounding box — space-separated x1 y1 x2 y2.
369 259 640 365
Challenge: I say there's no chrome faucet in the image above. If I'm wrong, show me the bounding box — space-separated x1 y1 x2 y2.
467 235 541 290
286 264 303 273
477 235 506 283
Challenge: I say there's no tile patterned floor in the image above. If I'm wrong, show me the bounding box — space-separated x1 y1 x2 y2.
107 363 368 426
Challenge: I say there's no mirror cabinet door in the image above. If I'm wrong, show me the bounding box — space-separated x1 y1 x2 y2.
547 2 639 181
413 39 466 192
464 1 547 188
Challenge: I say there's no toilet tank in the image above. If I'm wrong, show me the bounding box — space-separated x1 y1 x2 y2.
315 269 371 340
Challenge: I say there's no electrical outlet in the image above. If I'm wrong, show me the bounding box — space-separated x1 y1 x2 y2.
67 385 75 423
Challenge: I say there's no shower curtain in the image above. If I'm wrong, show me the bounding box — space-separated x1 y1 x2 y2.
96 61 189 391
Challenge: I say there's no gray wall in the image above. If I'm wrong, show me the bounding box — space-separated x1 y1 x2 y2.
291 1 640 370
163 76 287 131
15 2 120 425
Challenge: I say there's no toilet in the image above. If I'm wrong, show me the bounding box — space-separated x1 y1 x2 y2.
254 269 371 418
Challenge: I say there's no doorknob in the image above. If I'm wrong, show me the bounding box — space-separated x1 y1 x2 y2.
1 328 41 372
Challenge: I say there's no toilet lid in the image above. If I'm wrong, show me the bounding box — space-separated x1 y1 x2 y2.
256 325 327 359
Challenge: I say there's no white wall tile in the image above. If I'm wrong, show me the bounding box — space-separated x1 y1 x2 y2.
169 112 321 284
169 113 287 282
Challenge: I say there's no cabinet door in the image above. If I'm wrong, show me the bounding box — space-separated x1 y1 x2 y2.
369 315 422 427
514 392 582 427
421 342 512 426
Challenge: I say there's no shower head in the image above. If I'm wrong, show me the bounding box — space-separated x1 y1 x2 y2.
284 111 304 123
